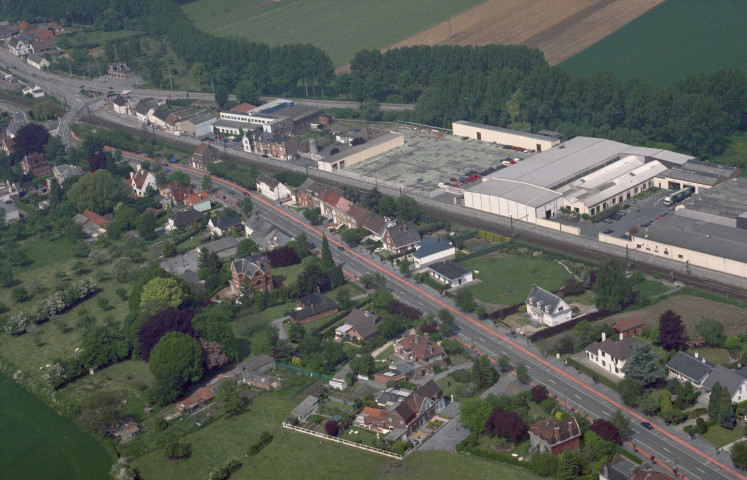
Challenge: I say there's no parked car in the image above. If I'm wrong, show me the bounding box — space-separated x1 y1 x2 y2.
450 178 458 182
628 199 636 204
602 229 614 234
602 218 613 224
621 232 631 240
415 178 423 183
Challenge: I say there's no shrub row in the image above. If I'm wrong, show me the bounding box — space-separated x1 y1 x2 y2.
247 431 273 456
487 303 524 321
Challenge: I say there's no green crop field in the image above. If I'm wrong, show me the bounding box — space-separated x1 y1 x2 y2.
461 256 570 305
560 0 747 86
0 374 113 480
182 0 487 67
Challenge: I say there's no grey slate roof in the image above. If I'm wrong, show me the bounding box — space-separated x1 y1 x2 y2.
185 113 217 126
412 237 453 259
232 255 269 277
526 285 562 312
289 293 338 321
256 174 280 190
152 106 169 122
27 54 44 64
666 351 714 386
385 221 420 249
428 260 470 280
344 308 380 339
198 236 239 254
702 365 747 397
211 215 242 231
586 337 637 361
170 207 203 229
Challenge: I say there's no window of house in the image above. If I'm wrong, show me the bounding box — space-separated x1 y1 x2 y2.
678 254 683 259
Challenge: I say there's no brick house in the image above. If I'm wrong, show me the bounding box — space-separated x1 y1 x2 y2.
21 152 51 178
165 207 203 232
529 417 581 456
159 181 194 207
373 359 431 384
229 255 273 296
243 130 299 160
612 316 644 336
334 308 381 342
183 191 211 212
293 179 337 209
125 165 156 197
393 332 448 368
382 221 420 254
176 386 215 414
190 143 219 170
289 293 339 324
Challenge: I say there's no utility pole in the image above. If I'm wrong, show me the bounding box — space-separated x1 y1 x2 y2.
168 70 173 90
448 18 452 38
210 75 215 93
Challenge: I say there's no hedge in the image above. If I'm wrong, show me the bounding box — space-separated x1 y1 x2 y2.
454 242 514 263
528 309 612 342
487 303 524 321
565 357 620 392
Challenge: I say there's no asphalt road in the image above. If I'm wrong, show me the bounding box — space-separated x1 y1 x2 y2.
160 160 743 480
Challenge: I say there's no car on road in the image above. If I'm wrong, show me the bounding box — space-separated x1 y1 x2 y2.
308 241 316 249
641 421 654 430
337 245 345 251
641 221 653 228
602 218 613 224
227 190 236 196
602 229 613 234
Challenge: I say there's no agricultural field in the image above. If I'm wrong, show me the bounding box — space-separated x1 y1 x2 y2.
560 0 747 85
461 256 570 306
0 374 113 480
181 0 487 67
133 393 543 480
389 0 664 65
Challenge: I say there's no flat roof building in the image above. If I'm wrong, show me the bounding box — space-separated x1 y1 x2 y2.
453 121 561 152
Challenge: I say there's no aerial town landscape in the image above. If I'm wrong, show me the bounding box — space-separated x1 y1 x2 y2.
1 1 746 479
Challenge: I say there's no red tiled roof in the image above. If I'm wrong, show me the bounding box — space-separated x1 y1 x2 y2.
178 386 215 410
18 21 29 31
231 103 257 113
612 316 643 333
131 168 151 189
194 143 214 156
82 210 111 227
529 417 581 447
319 190 341 207
361 407 387 423
395 333 446 363
33 28 53 41
185 191 210 205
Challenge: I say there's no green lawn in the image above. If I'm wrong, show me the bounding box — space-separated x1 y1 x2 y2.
635 280 671 299
182 0 487 67
374 345 394 361
462 256 569 305
701 425 745 449
689 347 731 365
560 0 747 86
133 393 542 480
0 374 113 480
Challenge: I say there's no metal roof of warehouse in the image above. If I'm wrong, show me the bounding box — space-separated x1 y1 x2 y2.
677 178 747 219
565 161 668 207
466 179 561 208
641 214 747 263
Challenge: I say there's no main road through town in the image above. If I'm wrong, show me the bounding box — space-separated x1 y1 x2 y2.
157 159 743 480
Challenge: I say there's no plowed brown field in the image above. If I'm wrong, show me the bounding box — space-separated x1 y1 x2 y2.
387 0 664 65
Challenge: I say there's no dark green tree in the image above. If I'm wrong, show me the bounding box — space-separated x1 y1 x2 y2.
621 343 666 386
556 449 582 480
618 378 643 407
438 309 456 335
67 170 125 214
472 355 499 389
658 309 688 350
498 354 511 372
454 287 476 312
610 409 631 439
201 174 212 191
138 210 157 240
593 259 636 312
216 378 243 416
731 441 747 469
241 197 253 215
350 354 376 377
719 404 736 429
515 362 529 384
149 332 204 404
236 239 259 258
696 318 724 347
303 207 322 224
321 235 334 271
708 382 723 420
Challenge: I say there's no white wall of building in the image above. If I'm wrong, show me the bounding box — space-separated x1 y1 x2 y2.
452 122 560 152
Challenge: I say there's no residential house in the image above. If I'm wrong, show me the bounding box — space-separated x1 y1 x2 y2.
125 165 156 198
529 417 581 456
72 210 111 241
427 260 473 288
21 152 51 178
8 38 32 56
289 293 339 324
585 334 637 378
240 370 283 391
293 179 338 209
190 143 219 170
243 213 293 250
229 254 273 296
665 351 714 388
356 407 389 432
5 121 25 139
223 355 283 391
702 365 747 404
52 164 84 185
0 22 19 39
176 386 215 414
612 316 644 336
194 237 239 260
382 221 420 254
526 285 572 327
256 174 291 201
373 360 431 385
22 85 44 98
106 94 129 115
165 207 203 232
329 364 352 390
289 395 318 422
184 191 211 212
110 420 140 443
0 199 22 223
0 180 20 201
243 130 299 160
26 54 49 70
149 106 171 130
393 332 448 368
599 457 676 480
334 308 381 342
411 237 455 268
384 380 445 439
131 99 155 123
108 63 135 79
208 215 242 237
361 212 389 241
231 354 275 375
31 38 56 54
159 181 194 207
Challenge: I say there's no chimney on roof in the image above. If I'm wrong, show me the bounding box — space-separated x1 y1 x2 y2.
415 335 419 344
602 332 606 342
695 352 699 358
602 464 609 477
620 333 624 341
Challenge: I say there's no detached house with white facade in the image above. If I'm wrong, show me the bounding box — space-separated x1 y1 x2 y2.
585 334 637 378
525 285 572 327
256 174 291 201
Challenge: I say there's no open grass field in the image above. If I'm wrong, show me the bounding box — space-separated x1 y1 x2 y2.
389 0 664 65
560 0 747 85
0 374 113 480
181 0 486 67
133 393 543 480
461 256 569 305
701 425 745 449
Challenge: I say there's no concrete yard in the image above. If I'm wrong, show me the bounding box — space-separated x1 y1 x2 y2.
347 126 533 189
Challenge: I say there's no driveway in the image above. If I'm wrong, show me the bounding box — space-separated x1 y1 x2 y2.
271 316 289 341
417 401 468 452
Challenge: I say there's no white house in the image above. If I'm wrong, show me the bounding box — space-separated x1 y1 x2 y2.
585 334 637 378
702 365 747 404
26 54 49 70
22 85 44 98
525 285 572 327
411 237 455 268
208 215 243 237
126 165 156 198
8 39 31 56
427 261 473 288
256 174 291 201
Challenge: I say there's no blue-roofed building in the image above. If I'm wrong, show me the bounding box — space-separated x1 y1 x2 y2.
411 237 455 268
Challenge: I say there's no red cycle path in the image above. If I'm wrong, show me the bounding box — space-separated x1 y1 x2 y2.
92 140 743 480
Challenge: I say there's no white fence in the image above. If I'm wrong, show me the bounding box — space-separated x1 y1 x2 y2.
281 422 403 459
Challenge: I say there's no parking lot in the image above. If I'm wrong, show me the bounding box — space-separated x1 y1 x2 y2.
578 189 676 240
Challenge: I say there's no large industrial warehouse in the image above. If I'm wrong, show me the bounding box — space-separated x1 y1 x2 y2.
463 136 694 222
